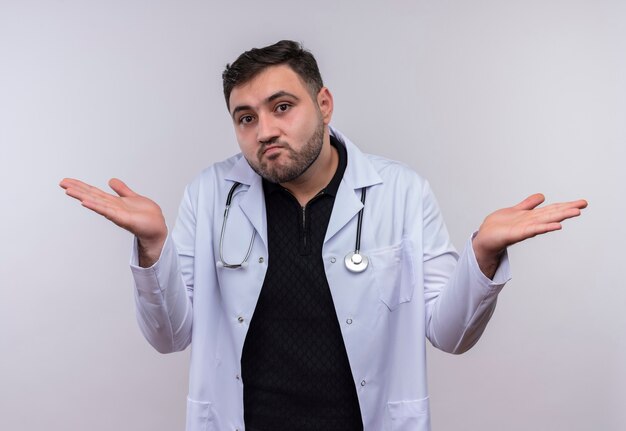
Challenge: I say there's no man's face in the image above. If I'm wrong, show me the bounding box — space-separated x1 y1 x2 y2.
228 65 332 184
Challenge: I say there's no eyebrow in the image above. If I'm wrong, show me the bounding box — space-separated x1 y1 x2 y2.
231 90 300 119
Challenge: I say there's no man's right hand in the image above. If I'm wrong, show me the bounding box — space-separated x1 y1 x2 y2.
60 178 167 267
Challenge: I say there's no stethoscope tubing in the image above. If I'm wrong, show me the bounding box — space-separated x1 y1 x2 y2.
354 187 366 254
217 182 368 272
218 182 256 269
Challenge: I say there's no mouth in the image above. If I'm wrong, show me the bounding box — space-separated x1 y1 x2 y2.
263 144 282 153
260 144 285 159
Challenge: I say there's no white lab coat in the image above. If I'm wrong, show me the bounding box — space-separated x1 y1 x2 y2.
130 127 510 431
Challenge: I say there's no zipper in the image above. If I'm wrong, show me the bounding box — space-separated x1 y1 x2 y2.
301 205 307 248
296 190 325 252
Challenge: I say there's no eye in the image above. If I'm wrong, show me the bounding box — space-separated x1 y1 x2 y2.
275 103 291 113
239 115 254 125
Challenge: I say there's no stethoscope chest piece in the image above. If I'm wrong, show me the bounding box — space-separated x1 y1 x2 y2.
345 252 369 273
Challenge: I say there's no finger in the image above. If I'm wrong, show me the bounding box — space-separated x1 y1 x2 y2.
63 186 89 202
109 178 137 198
519 205 583 240
81 194 127 224
543 207 583 223
570 199 588 210
60 178 103 196
537 199 588 213
519 221 563 241
510 222 562 244
59 178 72 190
530 201 586 224
63 181 116 204
513 193 545 211
81 197 114 217
59 177 94 191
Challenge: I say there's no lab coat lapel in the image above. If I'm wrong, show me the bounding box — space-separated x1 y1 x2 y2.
224 155 268 249
325 179 363 243
325 127 383 243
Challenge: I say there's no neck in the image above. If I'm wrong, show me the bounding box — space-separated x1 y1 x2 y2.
280 132 338 206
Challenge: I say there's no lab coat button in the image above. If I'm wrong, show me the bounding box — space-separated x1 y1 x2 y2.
346 318 353 325
235 374 240 380
237 316 244 323
330 257 336 263
258 257 264 263
360 380 366 387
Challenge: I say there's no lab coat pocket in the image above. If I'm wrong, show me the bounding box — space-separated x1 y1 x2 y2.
386 397 431 431
371 240 416 310
186 397 217 431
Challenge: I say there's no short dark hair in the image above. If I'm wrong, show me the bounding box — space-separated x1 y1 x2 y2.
222 40 324 109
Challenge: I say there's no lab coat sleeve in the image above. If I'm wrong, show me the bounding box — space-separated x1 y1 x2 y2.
129 186 195 354
421 181 511 354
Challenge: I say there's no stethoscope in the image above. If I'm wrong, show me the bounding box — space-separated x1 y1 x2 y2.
217 182 369 273
216 182 256 269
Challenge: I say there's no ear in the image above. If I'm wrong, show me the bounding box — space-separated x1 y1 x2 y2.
316 87 334 125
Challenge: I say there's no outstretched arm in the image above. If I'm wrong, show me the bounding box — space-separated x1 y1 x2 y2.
59 178 167 267
472 193 588 279
60 177 193 352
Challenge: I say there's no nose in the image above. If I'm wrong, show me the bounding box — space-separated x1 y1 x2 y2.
256 113 280 144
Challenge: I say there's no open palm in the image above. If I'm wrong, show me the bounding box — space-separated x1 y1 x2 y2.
472 193 588 278
60 177 167 253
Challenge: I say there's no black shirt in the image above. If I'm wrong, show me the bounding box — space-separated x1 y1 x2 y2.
241 136 363 431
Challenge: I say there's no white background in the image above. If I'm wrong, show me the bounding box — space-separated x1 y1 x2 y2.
1 1 624 430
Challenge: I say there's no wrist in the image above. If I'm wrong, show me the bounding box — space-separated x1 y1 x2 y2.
137 232 166 268
472 234 504 280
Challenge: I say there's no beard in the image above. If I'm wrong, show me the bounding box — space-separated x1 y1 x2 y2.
247 118 325 184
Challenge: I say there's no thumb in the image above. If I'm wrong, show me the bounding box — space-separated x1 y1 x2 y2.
108 178 137 198
513 193 545 210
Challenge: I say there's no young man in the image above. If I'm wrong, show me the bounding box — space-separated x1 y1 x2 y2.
60 40 586 431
